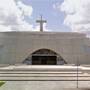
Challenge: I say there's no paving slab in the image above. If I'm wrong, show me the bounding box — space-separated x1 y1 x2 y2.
0 81 90 90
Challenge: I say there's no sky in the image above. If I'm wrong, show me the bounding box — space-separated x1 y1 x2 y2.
0 0 90 35
22 0 70 32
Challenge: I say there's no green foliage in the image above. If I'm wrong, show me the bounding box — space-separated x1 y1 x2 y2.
0 81 5 87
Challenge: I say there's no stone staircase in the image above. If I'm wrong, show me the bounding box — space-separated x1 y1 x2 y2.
0 65 90 81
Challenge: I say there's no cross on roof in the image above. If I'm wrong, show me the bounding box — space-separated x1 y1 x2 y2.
36 15 47 32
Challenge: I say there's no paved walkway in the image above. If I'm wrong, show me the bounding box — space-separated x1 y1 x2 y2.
0 81 90 90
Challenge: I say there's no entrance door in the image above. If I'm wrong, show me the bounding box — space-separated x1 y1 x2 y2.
23 49 67 65
32 56 57 65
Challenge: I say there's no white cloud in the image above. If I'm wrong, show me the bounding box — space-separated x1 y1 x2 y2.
17 1 33 16
0 0 34 31
0 0 51 32
34 23 51 32
54 0 90 34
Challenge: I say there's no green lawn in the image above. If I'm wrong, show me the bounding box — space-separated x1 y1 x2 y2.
0 81 5 87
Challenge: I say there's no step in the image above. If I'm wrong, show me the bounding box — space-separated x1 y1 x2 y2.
0 71 82 74
0 74 86 76
0 76 90 81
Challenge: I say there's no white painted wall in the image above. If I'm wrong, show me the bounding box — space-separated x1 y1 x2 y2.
0 32 89 65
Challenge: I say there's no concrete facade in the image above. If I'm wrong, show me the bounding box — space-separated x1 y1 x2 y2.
0 31 90 65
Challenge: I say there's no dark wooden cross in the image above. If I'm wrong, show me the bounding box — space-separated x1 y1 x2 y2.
36 15 47 32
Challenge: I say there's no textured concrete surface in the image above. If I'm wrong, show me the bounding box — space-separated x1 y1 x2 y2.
0 32 89 64
0 81 90 90
0 65 90 89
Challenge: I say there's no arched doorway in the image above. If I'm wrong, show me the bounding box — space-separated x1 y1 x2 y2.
23 49 67 65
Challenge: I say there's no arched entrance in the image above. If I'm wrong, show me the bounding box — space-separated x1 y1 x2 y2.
23 49 67 65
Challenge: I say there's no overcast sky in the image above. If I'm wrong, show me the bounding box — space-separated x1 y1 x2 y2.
0 0 90 34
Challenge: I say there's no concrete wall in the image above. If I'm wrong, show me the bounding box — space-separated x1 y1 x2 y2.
0 32 88 65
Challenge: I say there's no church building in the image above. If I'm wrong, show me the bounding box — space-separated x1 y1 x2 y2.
0 17 90 65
